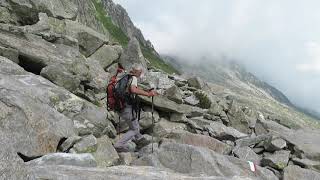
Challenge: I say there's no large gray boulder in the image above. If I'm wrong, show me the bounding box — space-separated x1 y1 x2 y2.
0 23 75 66
187 76 204 89
227 100 251 134
8 0 78 25
40 64 81 92
0 45 19 63
235 134 272 149
165 130 232 154
184 95 199 106
263 137 287 152
148 70 175 89
164 85 183 104
204 122 248 141
153 118 188 137
261 150 290 170
58 136 82 152
88 44 122 69
256 117 320 161
73 134 97 153
0 6 18 24
233 146 261 165
119 37 147 72
291 158 320 172
29 165 253 180
92 136 119 167
133 142 277 179
26 153 97 167
139 108 160 130
139 95 194 114
283 165 320 180
1 55 115 138
0 57 75 178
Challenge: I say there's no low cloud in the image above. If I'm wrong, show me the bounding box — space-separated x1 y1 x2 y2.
296 42 320 73
115 0 320 112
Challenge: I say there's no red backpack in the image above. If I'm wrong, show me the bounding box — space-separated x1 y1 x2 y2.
106 63 133 112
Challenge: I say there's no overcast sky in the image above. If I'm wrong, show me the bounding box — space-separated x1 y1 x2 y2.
114 0 320 112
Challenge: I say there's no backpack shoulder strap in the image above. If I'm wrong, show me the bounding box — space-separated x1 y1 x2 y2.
127 74 134 93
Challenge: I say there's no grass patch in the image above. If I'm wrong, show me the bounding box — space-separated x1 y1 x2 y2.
92 0 129 46
194 91 212 109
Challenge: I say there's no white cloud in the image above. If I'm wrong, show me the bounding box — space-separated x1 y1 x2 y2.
296 42 320 73
115 0 320 113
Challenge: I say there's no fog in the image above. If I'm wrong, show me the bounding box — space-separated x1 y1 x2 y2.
114 0 320 113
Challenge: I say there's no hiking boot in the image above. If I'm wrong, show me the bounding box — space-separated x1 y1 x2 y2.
115 146 130 153
135 137 151 150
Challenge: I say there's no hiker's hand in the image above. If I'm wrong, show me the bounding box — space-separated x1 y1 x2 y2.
148 90 159 97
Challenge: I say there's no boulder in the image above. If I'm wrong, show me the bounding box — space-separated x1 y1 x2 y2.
118 152 138 166
9 0 78 25
263 137 287 152
58 136 82 152
187 117 213 130
139 108 160 130
153 118 188 137
256 117 320 161
283 165 320 180
169 113 189 123
164 85 183 104
233 146 261 165
133 142 277 179
291 158 320 172
29 165 248 179
40 64 81 92
187 76 204 89
283 129 320 161
204 122 248 141
138 143 160 156
184 95 199 106
119 37 147 72
261 150 290 170
148 71 175 89
227 100 250 134
26 153 97 167
92 136 119 167
0 45 19 63
65 19 110 56
73 134 97 153
165 130 232 154
88 44 122 69
0 24 74 66
208 102 224 116
138 95 195 114
0 57 75 177
0 6 18 24
235 134 272 149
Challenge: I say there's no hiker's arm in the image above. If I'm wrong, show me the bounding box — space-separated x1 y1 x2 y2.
130 86 155 97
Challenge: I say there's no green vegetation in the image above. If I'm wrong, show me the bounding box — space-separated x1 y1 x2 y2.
92 0 129 46
195 91 211 109
92 0 179 74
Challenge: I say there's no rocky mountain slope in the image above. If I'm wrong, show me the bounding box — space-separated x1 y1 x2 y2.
163 55 320 128
0 0 320 179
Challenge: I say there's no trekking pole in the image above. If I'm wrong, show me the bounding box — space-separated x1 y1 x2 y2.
118 115 121 141
151 96 154 153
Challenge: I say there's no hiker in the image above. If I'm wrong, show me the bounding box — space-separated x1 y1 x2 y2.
114 63 158 152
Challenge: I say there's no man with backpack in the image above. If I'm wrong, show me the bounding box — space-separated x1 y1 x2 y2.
112 63 158 152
